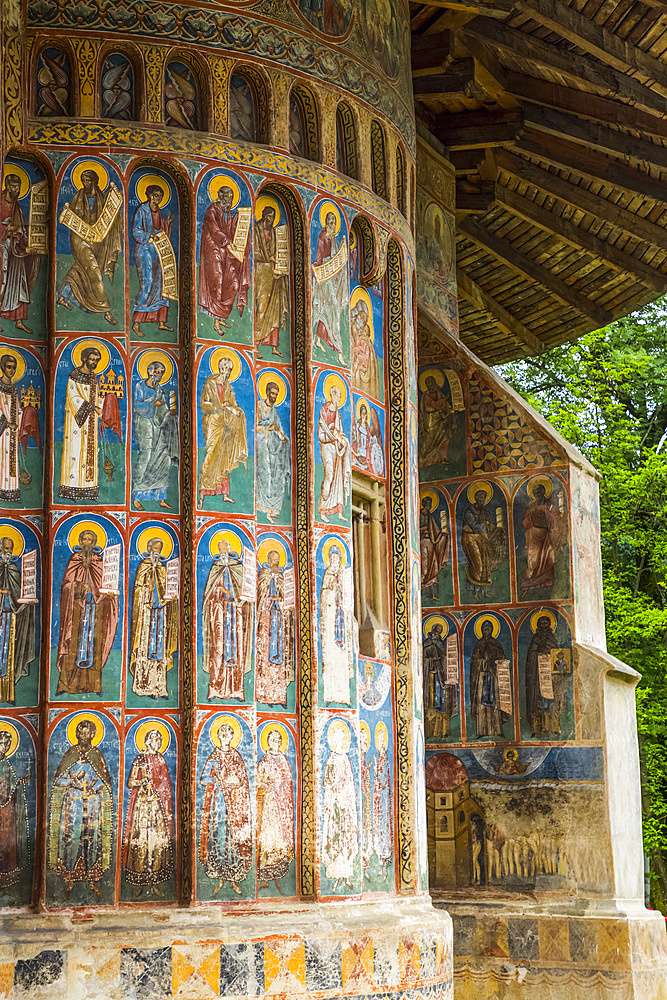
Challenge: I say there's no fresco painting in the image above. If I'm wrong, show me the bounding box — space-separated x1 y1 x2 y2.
351 393 384 478
350 283 384 405
0 716 36 907
196 345 255 513
311 200 350 370
255 531 295 713
53 337 126 506
314 368 352 527
0 344 45 510
514 474 571 602
127 521 180 709
254 192 291 363
121 716 178 901
196 521 255 706
316 533 354 708
50 515 124 704
463 612 514 744
456 480 509 605
46 709 119 908
319 715 361 896
195 710 255 902
128 167 179 344
256 369 291 525
55 157 125 333
419 486 453 608
196 168 253 345
256 718 297 897
417 364 465 480
0 519 40 708
422 612 460 744
518 607 574 742
101 53 135 120
131 348 179 513
359 708 395 891
1 157 49 342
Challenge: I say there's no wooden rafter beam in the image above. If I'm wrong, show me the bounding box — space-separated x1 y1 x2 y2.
457 31 520 109
494 148 667 251
502 72 667 139
459 216 614 328
411 0 513 15
517 129 667 206
413 59 475 97
516 0 667 97
456 179 496 212
460 16 665 118
456 266 546 353
496 185 667 292
435 108 524 148
411 31 453 73
524 105 667 171
448 149 487 173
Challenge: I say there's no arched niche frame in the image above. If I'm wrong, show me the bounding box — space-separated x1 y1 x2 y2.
352 214 389 287
32 40 77 117
228 64 270 145
289 83 321 163
335 101 359 180
97 42 144 121
163 49 212 132
370 120 388 201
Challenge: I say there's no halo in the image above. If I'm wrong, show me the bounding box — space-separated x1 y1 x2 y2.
2 164 30 200
359 720 370 747
257 536 287 568
72 160 109 192
321 537 346 569
0 346 26 383
419 487 441 511
322 372 347 407
260 721 289 753
375 721 388 750
66 712 105 747
71 339 110 374
209 528 243 560
418 367 445 393
210 714 243 749
350 286 372 317
527 475 554 500
327 718 350 752
0 721 19 758
0 524 26 557
136 349 173 384
423 614 448 636
255 194 281 225
318 201 342 234
67 519 107 552
473 614 501 639
209 347 242 382
355 397 372 421
135 719 171 754
136 174 171 209
531 609 557 633
136 525 174 560
363 661 374 679
258 370 287 406
466 480 493 505
208 174 240 209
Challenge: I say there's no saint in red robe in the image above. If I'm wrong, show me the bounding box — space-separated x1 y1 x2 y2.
123 750 174 886
198 203 250 321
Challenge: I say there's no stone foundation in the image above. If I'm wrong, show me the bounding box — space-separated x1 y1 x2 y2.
0 899 453 1000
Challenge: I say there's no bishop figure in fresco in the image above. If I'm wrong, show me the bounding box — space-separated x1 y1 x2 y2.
129 538 178 699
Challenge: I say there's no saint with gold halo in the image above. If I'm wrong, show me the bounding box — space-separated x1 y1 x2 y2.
256 543 293 706
0 723 31 891
48 715 113 897
0 349 38 504
520 477 567 597
312 205 347 366
122 724 174 896
129 532 178 699
55 523 120 696
198 177 251 337
202 532 253 700
56 163 123 325
254 198 288 357
418 369 457 468
131 176 175 338
256 373 290 522
132 352 178 511
256 724 294 892
322 720 358 891
199 350 248 507
460 482 506 601
318 374 350 522
469 617 508 739
1 167 42 335
0 529 36 703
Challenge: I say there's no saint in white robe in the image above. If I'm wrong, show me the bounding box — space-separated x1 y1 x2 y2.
59 369 100 502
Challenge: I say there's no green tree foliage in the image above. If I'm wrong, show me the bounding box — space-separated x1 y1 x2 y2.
501 300 667 910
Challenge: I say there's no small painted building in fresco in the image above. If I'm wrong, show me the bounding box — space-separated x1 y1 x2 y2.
426 752 483 891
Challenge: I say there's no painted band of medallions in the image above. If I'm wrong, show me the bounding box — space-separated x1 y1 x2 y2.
25 123 414 249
